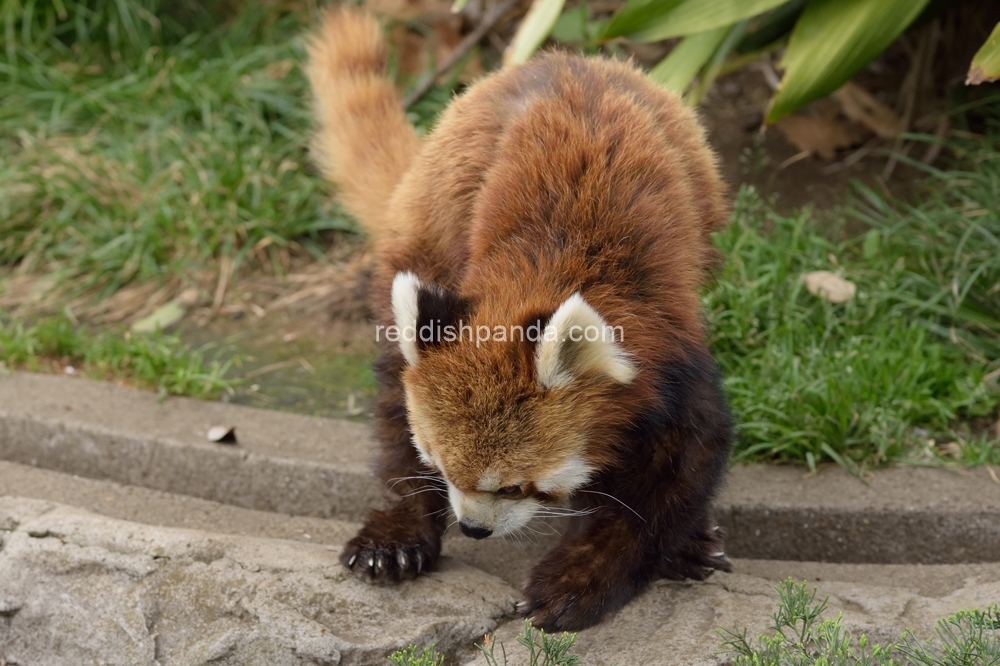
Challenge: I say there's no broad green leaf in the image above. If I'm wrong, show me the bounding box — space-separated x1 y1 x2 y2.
604 0 788 43
736 0 806 54
767 0 931 123
551 3 588 43
967 22 1000 85
648 26 728 95
686 20 748 106
504 0 566 66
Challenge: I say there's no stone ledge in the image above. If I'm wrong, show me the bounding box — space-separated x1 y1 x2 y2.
3 371 999 564
0 497 516 666
0 372 382 521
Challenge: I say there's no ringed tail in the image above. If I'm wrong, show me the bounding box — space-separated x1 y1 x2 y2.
306 7 420 241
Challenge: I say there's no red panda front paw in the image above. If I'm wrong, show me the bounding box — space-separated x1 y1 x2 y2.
340 534 437 584
340 508 441 584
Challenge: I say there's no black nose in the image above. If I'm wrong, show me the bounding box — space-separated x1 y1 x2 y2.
459 520 493 539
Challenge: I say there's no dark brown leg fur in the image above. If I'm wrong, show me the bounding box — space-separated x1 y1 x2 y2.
340 347 450 583
519 350 733 631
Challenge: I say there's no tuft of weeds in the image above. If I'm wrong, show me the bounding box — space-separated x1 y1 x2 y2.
387 620 580 666
898 606 1000 666
0 314 237 398
477 620 579 666
719 579 1000 666
387 645 444 666
709 177 1000 469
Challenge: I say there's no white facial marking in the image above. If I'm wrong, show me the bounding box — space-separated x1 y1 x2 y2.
534 293 637 388
476 470 501 492
391 271 421 366
445 478 539 537
411 436 435 468
536 455 593 495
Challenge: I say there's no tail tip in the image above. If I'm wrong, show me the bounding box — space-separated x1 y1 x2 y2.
307 6 386 81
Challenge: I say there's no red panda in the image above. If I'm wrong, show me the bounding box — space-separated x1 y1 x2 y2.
307 7 734 631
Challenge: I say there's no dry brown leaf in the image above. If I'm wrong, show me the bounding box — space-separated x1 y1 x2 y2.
776 110 867 160
804 271 856 303
834 81 904 138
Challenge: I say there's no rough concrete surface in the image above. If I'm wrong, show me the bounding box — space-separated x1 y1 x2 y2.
0 497 516 666
0 459 550 588
471 562 1000 666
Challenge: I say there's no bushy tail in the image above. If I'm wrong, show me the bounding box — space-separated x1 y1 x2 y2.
306 7 420 239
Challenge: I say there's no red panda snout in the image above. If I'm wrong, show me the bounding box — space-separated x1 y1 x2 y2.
447 479 541 537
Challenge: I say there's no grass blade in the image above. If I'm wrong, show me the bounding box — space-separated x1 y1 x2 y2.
648 25 728 95
504 0 566 66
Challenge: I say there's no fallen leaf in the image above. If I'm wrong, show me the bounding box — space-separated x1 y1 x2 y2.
776 105 867 160
834 81 903 138
939 441 962 459
804 271 856 303
207 426 238 444
131 300 186 334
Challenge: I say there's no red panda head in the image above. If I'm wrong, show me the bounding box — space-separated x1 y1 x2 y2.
390 272 638 538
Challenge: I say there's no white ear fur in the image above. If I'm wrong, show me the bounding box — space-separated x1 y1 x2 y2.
391 271 421 366
535 293 637 388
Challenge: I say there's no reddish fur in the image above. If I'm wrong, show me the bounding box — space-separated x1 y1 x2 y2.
308 7 733 631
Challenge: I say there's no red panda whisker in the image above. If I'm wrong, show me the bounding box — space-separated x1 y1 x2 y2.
399 487 448 499
577 490 646 523
386 475 446 491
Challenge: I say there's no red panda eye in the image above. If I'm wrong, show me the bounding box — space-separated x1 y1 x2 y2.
496 485 521 497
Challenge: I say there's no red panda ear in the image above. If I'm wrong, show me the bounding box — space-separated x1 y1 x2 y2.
391 272 470 365
534 293 636 388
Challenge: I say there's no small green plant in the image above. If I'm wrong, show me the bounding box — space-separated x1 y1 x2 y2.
720 579 1000 666
898 607 1000 666
477 620 580 666
387 645 445 666
388 620 580 666
720 579 897 665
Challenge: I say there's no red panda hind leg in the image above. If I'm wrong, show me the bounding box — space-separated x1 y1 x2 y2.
519 350 733 632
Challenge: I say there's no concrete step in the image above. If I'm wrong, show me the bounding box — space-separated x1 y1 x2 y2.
4 489 999 666
3 371 1000 563
472 558 1000 666
0 459 551 588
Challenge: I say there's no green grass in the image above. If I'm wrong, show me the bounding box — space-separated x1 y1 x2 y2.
709 151 1000 469
0 314 237 398
720 580 1000 666
0 3 354 302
